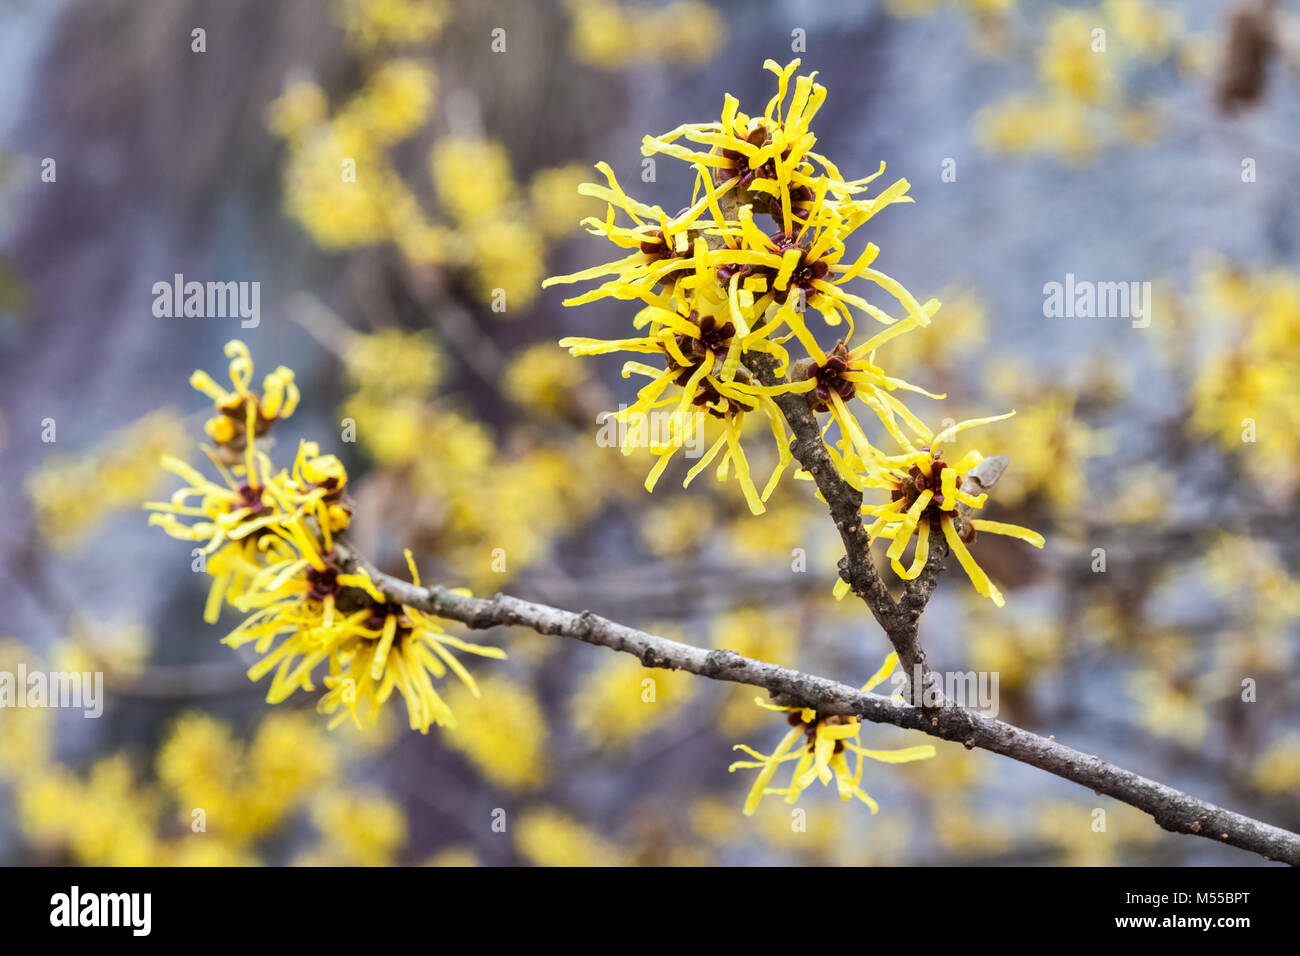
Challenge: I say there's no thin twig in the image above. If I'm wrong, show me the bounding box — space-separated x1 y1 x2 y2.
336 539 1300 866
708 185 943 704
744 349 943 705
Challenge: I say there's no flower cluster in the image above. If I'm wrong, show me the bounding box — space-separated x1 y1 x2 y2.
849 417 1045 607
1190 263 1300 498
545 59 1043 605
729 653 935 814
976 2 1192 164
268 52 598 310
565 0 723 70
545 60 1048 817
146 340 503 734
25 409 187 552
339 327 610 589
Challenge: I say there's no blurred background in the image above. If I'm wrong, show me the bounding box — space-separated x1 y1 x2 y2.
1 0 1299 866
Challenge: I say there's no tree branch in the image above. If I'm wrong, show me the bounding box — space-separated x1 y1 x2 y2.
336 539 1300 866
744 348 943 704
707 183 944 703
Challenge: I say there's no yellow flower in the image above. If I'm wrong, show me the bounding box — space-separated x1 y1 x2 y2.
712 608 799 735
715 179 921 329
515 807 627 866
156 711 334 841
569 651 695 752
848 414 1045 606
542 159 740 307
306 789 407 866
545 60 949 514
25 409 187 552
144 448 285 564
641 58 833 232
565 0 724 69
529 163 603 237
442 675 549 790
792 324 944 477
233 550 504 735
431 138 518 224
345 328 442 396
0 641 54 781
151 343 505 735
190 340 298 452
729 652 935 814
18 757 164 866
1039 10 1116 103
425 846 481 867
503 341 585 415
336 0 450 52
561 303 797 515
1251 734 1300 795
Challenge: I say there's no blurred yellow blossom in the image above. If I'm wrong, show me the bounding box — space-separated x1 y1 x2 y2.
977 1 1191 163
968 610 1063 692
1032 799 1159 865
565 0 723 69
1189 265 1300 498
0 641 53 781
51 615 152 679
570 650 695 752
530 163 603 237
515 807 627 866
18 757 163 866
336 0 449 51
712 608 799 735
1251 735 1300 795
1105 0 1181 58
1126 667 1209 747
637 496 714 557
26 409 186 551
885 289 988 376
1040 10 1115 103
443 675 549 791
431 138 518 224
156 711 335 841
963 382 1111 516
504 341 586 415
304 789 408 865
345 328 442 396
425 846 481 867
